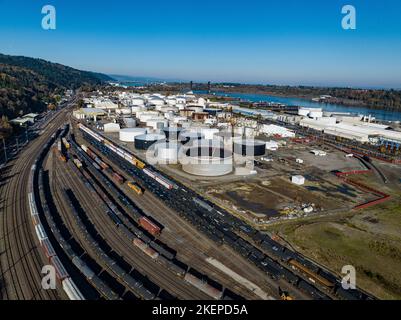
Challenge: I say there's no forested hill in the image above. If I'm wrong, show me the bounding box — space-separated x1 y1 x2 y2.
0 53 113 118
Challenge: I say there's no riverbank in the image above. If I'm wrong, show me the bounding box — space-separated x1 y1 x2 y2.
199 90 401 122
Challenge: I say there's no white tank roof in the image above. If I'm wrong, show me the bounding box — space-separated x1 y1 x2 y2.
135 133 165 141
119 128 148 142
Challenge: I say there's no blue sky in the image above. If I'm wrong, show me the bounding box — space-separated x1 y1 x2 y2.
1 0 401 88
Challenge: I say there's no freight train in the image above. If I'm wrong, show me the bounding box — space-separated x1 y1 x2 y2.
28 150 84 299
32 124 122 300
69 141 227 300
78 123 373 301
38 169 120 300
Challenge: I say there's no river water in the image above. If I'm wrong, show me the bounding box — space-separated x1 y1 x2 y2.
196 91 401 122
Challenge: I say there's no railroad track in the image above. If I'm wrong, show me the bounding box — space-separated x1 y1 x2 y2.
56 156 211 300
70 130 282 299
0 106 71 300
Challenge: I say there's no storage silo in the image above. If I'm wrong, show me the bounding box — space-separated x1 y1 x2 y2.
180 131 205 144
163 127 184 140
213 131 242 147
180 140 233 176
201 128 220 140
131 105 145 114
154 142 180 164
146 118 168 130
119 128 148 142
134 133 165 150
131 97 145 106
123 118 136 128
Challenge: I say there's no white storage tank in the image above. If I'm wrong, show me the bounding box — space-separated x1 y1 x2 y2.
176 103 186 110
146 118 168 130
131 97 145 106
172 116 188 124
213 131 242 146
131 105 145 114
244 127 256 138
138 111 160 123
119 128 148 142
134 133 165 150
123 118 136 128
148 96 165 107
180 141 233 176
103 123 120 133
154 142 180 164
201 128 220 140
116 108 132 115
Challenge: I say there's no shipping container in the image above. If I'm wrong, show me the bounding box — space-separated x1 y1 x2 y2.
35 224 47 242
73 158 82 169
112 172 124 184
139 217 161 236
133 238 148 250
128 181 143 195
62 137 70 149
42 238 57 259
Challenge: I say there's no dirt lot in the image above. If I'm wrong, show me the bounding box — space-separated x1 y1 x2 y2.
267 160 401 299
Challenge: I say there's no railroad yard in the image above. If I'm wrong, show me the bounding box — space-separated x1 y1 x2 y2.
1 92 399 301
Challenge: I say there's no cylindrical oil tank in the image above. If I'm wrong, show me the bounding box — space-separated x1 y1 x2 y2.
200 128 220 140
123 117 136 128
155 142 180 164
148 97 165 107
244 127 256 138
163 127 183 140
103 123 120 133
172 116 188 124
131 105 145 114
146 118 168 130
119 128 147 142
131 97 145 106
166 98 177 106
138 111 160 123
180 131 205 144
116 108 132 115
213 131 242 146
180 142 233 176
233 139 266 157
134 133 165 150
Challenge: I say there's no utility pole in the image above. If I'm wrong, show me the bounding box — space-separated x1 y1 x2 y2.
2 137 7 163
